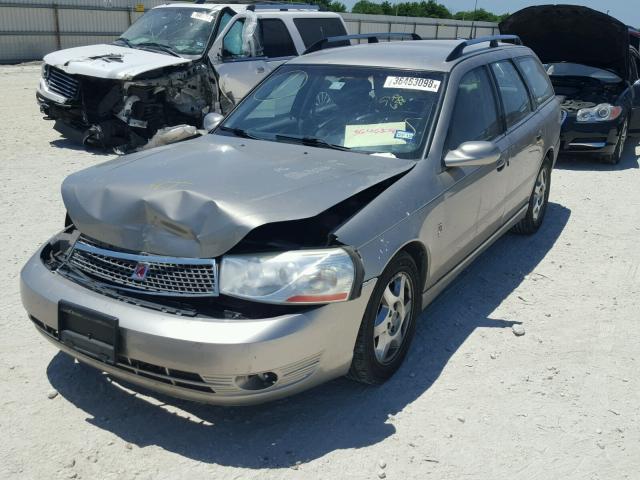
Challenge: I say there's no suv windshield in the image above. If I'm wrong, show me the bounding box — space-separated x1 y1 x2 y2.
545 62 622 83
118 7 217 57
219 65 444 159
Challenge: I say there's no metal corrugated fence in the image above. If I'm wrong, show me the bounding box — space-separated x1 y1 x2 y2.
0 1 498 63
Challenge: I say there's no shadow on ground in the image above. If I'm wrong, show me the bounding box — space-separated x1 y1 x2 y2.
47 202 571 468
49 138 114 156
555 138 639 171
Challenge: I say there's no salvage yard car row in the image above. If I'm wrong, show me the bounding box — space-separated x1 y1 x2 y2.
37 2 347 151
19 3 636 405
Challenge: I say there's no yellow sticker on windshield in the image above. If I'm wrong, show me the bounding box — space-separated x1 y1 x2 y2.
384 76 440 92
344 122 406 148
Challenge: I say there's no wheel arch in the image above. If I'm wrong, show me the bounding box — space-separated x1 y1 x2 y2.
376 240 430 296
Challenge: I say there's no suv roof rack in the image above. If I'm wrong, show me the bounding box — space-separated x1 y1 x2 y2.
247 3 319 11
446 34 522 61
194 0 319 10
304 32 421 54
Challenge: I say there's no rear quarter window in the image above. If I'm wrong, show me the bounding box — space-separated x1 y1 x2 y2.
293 18 348 48
515 56 554 107
260 19 297 57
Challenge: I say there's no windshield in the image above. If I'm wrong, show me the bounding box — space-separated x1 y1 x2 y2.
119 7 218 56
219 65 444 159
545 63 622 83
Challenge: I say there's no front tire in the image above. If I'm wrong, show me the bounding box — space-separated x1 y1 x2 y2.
512 159 551 235
348 252 420 385
603 116 628 165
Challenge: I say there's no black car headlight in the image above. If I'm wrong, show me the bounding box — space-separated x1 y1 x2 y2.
576 103 622 122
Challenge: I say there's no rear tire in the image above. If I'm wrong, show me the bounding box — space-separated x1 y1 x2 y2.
512 159 551 235
603 117 628 165
348 252 421 385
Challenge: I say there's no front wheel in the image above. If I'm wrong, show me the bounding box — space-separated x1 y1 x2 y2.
348 252 421 385
512 159 551 235
603 117 628 165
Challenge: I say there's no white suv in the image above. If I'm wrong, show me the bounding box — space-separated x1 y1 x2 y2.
36 2 347 151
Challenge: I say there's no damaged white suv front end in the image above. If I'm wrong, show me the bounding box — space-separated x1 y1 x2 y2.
37 4 235 152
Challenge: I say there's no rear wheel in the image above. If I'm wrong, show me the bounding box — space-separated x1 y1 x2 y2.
603 117 628 165
512 159 551 235
348 252 420 385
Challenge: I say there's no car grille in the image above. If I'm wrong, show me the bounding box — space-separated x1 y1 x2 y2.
66 237 218 297
46 66 79 99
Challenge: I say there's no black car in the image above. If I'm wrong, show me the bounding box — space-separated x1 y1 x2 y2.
500 5 640 164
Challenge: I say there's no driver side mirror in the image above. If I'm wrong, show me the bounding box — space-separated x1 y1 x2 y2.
203 112 224 131
444 141 501 168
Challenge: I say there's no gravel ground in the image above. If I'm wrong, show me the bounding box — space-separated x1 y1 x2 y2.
1 64 639 480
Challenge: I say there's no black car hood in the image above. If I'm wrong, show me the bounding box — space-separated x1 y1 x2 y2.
499 4 630 80
62 135 414 258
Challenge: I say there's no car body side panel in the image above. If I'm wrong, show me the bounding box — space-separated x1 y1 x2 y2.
502 112 543 219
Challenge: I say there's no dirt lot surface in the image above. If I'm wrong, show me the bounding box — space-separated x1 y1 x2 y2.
1 64 639 480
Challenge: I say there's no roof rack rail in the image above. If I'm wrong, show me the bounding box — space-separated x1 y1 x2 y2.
247 3 319 11
304 32 421 54
446 34 522 62
194 0 320 9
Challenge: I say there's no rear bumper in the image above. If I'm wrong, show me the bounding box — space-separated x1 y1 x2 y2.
21 245 376 405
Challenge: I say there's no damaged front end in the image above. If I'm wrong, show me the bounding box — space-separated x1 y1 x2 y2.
38 61 219 152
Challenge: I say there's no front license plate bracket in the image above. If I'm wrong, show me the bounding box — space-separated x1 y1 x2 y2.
58 301 119 365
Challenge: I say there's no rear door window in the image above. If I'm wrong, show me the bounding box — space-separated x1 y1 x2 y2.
515 56 554 107
293 18 347 48
260 19 297 58
490 60 533 128
446 66 503 151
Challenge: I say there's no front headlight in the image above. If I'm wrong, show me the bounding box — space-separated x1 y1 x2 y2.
220 248 361 304
41 63 49 79
576 103 622 122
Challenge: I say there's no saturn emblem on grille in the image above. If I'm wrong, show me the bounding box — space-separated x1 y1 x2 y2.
131 262 150 281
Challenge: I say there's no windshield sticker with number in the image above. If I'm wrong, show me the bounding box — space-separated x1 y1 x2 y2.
344 122 407 148
191 12 214 22
394 130 415 141
383 76 441 92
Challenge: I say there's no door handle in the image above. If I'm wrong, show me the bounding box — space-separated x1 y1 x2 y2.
256 66 265 73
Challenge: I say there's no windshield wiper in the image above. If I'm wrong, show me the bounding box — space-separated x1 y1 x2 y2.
114 37 133 48
134 42 180 57
274 134 351 151
218 126 262 140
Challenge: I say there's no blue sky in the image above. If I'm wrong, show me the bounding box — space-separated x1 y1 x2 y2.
341 0 639 26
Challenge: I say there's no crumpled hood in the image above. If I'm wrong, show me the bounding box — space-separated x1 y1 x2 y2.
44 44 191 80
499 5 630 80
62 135 415 258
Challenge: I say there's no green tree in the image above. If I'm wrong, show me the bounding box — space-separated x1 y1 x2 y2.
453 8 502 22
352 0 384 14
349 1 507 21
313 0 347 13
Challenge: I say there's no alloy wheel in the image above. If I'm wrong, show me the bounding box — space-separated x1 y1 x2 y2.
532 166 548 222
373 272 413 365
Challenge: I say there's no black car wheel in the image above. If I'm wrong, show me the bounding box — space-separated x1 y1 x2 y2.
603 117 628 165
348 252 420 385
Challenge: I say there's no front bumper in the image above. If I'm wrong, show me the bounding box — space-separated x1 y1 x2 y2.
560 116 623 155
20 245 376 405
